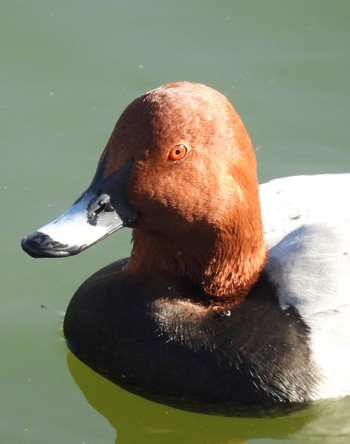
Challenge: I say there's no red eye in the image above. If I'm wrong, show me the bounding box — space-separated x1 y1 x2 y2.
168 144 188 162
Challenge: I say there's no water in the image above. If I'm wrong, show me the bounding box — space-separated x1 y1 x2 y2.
2 0 350 442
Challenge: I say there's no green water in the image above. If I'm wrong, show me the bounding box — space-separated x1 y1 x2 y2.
2 0 350 442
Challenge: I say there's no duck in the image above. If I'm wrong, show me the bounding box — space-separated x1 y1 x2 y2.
21 82 350 414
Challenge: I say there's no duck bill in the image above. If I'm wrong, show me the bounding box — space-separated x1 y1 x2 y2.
21 160 138 258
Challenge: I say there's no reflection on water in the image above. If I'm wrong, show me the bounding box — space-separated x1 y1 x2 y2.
67 351 350 444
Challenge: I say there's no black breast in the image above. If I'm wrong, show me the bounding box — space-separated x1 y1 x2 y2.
64 262 317 415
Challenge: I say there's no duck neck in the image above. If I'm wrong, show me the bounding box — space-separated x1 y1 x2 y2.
127 211 266 305
201 218 267 303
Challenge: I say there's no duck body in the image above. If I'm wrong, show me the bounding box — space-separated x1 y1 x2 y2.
64 173 350 412
21 82 350 414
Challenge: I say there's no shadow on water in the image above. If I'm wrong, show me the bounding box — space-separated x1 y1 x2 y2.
66 351 350 444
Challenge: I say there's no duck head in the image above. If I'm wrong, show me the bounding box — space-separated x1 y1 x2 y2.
22 82 266 302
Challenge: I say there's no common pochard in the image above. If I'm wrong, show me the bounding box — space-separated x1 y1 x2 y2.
22 82 350 414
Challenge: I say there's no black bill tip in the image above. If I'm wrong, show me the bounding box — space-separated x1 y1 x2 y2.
21 232 82 258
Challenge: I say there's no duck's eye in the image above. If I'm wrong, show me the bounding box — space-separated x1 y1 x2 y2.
168 144 187 162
